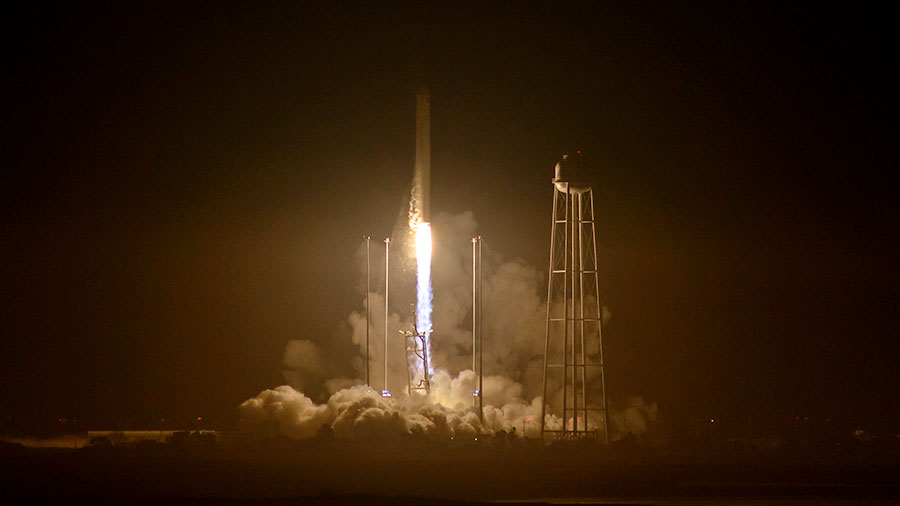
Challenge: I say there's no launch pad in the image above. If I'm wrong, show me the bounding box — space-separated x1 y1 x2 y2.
361 92 609 441
363 89 484 413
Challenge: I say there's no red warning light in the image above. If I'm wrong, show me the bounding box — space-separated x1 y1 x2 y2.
197 417 202 421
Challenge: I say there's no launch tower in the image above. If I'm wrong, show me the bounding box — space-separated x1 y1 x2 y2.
404 324 431 395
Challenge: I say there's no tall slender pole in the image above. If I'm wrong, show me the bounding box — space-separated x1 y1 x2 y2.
384 237 390 395
578 193 587 432
589 190 610 444
570 188 578 432
478 235 483 422
365 236 370 388
472 237 477 407
541 186 559 440
562 183 570 434
572 192 578 433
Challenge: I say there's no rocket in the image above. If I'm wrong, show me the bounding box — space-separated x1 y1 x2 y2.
415 87 431 222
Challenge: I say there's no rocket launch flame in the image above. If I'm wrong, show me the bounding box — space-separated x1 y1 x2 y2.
414 220 433 374
410 88 433 382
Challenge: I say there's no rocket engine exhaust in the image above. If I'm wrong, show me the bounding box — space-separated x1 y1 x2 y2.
409 87 434 390
415 221 433 374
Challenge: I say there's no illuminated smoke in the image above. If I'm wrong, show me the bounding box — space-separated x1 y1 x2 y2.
239 371 554 439
243 208 655 441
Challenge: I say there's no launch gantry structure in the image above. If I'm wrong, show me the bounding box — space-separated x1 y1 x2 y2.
403 321 431 395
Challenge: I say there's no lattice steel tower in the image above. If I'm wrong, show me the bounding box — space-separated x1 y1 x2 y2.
405 324 430 395
540 153 610 443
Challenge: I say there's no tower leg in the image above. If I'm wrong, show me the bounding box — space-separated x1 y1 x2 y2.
540 187 559 439
562 183 569 434
589 189 610 444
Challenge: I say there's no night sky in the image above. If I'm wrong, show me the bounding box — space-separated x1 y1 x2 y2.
3 2 897 432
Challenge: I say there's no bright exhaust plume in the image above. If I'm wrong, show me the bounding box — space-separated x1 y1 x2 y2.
415 220 433 374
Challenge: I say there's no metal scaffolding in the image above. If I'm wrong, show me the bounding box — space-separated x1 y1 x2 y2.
540 179 609 443
405 323 431 395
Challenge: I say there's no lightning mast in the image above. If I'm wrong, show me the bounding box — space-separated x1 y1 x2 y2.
472 236 483 421
382 237 391 397
365 235 371 388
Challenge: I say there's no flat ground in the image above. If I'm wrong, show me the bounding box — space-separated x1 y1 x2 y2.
2 439 897 505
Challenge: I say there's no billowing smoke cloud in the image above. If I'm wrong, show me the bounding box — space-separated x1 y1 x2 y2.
281 339 360 401
239 371 556 439
244 207 654 441
610 396 659 440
